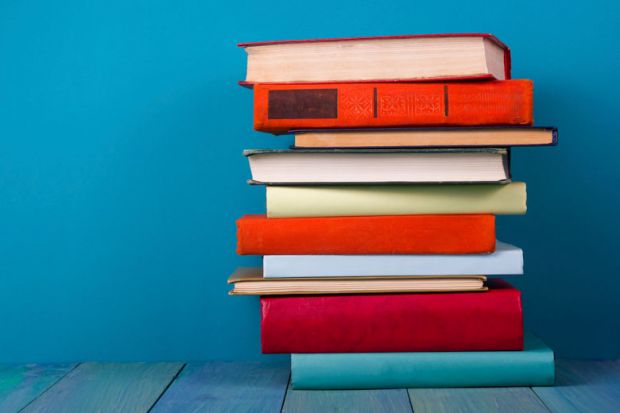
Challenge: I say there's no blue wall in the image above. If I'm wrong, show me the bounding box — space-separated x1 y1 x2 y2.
0 0 618 362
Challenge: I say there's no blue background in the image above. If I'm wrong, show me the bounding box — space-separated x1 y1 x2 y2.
0 0 618 362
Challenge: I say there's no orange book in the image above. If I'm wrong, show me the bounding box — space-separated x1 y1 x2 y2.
253 80 533 133
237 214 495 255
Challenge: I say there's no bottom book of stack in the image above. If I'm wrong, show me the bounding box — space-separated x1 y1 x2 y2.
291 335 554 389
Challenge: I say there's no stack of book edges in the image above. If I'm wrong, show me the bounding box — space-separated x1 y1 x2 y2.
231 33 557 389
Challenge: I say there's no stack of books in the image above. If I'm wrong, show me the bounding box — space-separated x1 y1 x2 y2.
231 33 557 389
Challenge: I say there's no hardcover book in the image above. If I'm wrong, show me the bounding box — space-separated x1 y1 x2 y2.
237 214 495 255
266 182 527 217
245 148 511 184
239 34 510 84
260 279 523 353
262 241 522 277
253 80 533 133
293 127 558 148
228 267 487 295
291 335 554 389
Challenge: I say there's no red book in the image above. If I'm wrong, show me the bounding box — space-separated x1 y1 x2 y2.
239 33 511 84
237 214 495 255
253 80 533 133
260 280 523 353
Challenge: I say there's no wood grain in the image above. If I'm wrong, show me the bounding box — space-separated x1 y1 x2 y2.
0 364 76 413
150 361 289 413
533 359 620 413
19 362 182 413
1 360 618 412
408 387 550 413
282 382 413 413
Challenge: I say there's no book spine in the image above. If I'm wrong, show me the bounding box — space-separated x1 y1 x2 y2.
262 247 523 277
260 280 523 353
254 80 533 133
266 182 527 218
290 337 554 389
237 214 496 255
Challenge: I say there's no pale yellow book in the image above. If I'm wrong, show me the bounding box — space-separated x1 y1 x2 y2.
266 182 526 218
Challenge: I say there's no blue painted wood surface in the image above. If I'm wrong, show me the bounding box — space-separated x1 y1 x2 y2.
0 364 76 413
19 362 182 413
282 382 413 413
533 359 620 413
408 387 550 413
0 360 618 412
151 361 290 413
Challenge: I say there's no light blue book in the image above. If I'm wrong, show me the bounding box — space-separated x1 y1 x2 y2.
291 335 554 389
264 241 522 277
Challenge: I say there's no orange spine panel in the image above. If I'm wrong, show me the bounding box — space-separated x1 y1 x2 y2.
254 80 533 133
237 214 496 255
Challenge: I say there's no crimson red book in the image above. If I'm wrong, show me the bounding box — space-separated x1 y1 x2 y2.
237 214 496 255
260 280 523 353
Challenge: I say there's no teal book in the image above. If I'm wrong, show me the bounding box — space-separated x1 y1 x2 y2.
291 335 555 389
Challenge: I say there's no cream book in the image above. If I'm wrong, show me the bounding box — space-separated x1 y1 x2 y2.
239 34 509 83
228 267 487 295
293 127 558 148
266 182 526 218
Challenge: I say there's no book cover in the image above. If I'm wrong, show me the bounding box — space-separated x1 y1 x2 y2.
228 267 488 295
237 214 495 255
253 80 532 133
260 279 523 353
266 182 527 218
244 148 511 184
262 240 522 277
239 33 510 84
291 334 554 389
293 126 558 148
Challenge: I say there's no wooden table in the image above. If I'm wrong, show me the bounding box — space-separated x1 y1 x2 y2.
0 360 618 412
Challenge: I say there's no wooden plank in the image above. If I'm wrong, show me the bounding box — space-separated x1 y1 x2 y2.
282 382 412 413
0 364 76 413
150 361 289 413
408 387 550 413
533 359 620 413
20 362 183 413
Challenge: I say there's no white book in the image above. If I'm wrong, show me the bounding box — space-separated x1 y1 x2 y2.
246 149 510 184
263 241 523 278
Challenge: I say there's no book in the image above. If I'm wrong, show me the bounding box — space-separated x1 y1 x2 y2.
245 148 510 184
228 267 487 295
260 279 523 353
239 34 510 84
237 214 495 255
294 127 558 148
266 182 526 218
263 240 522 277
291 334 554 389
253 80 532 133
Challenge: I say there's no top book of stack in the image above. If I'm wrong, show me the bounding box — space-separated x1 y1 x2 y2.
238 34 556 148
238 34 510 84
